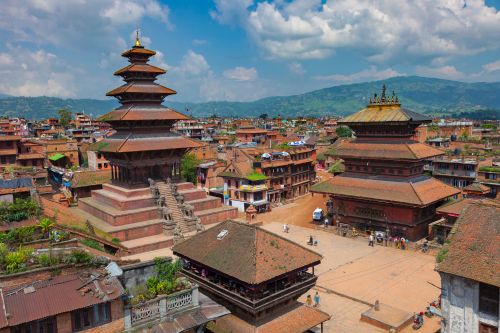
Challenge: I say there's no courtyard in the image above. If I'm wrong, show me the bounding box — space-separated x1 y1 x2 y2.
261 218 441 333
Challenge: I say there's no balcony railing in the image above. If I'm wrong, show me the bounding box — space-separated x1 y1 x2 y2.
124 286 199 330
181 269 316 313
432 169 476 178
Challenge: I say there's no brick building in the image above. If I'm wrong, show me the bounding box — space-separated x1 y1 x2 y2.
437 201 499 333
173 220 330 333
311 88 459 240
431 156 478 189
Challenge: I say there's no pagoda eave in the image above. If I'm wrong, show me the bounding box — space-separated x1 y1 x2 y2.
311 175 460 207
93 136 203 153
98 108 189 122
333 141 445 160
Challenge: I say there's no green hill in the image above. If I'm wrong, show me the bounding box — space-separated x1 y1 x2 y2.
0 76 499 120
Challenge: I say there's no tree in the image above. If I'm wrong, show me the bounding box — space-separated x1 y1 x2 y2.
259 113 268 120
180 153 200 184
57 108 72 127
336 126 353 138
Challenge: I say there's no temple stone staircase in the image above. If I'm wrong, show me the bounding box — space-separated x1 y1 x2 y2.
77 180 237 260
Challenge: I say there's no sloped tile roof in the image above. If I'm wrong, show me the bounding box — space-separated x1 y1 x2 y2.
173 220 322 285
311 174 460 206
340 105 431 124
106 82 176 96
437 201 500 287
98 106 189 122
257 304 330 333
114 63 166 75
332 140 444 160
91 136 203 153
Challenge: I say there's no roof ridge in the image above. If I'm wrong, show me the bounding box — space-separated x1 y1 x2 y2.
405 143 418 159
409 181 424 205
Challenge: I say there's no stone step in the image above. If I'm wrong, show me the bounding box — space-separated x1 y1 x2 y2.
121 234 174 255
79 197 159 226
175 182 196 191
101 183 151 198
186 196 222 212
76 207 165 241
178 188 207 201
91 189 154 211
195 205 239 225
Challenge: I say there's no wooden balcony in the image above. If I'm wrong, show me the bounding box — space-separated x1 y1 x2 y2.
181 269 317 314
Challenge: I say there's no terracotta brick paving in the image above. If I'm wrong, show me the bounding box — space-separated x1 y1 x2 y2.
262 222 441 333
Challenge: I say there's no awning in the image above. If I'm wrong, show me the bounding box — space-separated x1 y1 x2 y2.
49 153 66 161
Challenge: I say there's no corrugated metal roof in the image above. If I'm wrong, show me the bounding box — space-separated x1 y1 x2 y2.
0 272 124 327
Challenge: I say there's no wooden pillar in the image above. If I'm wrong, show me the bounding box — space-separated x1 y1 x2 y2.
111 165 115 180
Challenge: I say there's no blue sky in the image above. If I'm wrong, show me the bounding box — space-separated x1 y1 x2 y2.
0 0 499 102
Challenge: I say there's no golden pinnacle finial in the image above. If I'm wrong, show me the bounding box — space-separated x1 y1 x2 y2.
135 28 141 47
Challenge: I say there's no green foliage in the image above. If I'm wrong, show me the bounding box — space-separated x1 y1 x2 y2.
436 248 449 263
316 153 326 161
81 239 105 252
5 247 33 273
62 250 93 265
259 113 268 119
0 199 41 224
0 78 499 119
0 243 8 265
328 160 345 174
246 171 267 181
181 153 200 184
38 217 55 235
481 123 497 130
37 253 58 267
336 126 353 138
111 237 121 244
57 108 72 127
5 225 38 244
479 166 500 173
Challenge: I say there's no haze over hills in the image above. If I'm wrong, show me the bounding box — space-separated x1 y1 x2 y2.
0 76 499 120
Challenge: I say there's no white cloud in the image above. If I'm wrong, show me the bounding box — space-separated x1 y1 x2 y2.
314 66 404 83
177 50 210 76
0 0 172 49
215 0 500 63
288 62 305 75
0 47 77 97
223 66 258 81
483 59 500 73
210 0 253 24
415 65 465 80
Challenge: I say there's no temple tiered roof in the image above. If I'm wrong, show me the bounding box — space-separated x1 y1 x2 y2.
93 31 202 184
333 140 444 160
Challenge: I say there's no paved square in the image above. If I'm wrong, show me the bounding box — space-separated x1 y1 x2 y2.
262 222 441 333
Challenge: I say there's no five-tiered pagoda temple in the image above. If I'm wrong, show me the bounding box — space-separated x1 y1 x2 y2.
312 86 460 240
92 32 201 185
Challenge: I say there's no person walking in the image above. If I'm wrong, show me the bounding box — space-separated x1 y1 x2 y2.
314 291 320 307
306 294 312 306
283 224 287 233
384 233 388 247
368 233 374 247
401 237 406 250
324 218 329 229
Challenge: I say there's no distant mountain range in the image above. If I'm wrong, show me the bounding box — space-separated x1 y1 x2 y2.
0 76 499 120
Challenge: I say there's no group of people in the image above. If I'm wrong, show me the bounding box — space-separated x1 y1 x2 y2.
368 233 410 250
282 223 290 233
306 291 320 307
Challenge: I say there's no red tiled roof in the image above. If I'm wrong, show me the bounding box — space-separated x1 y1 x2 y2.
437 201 500 287
0 135 21 141
16 153 45 160
114 63 166 75
0 272 124 327
173 220 322 285
93 136 203 153
121 47 156 57
236 129 268 134
258 304 330 333
311 175 460 206
333 140 444 160
106 83 176 96
98 107 189 122
437 198 474 216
